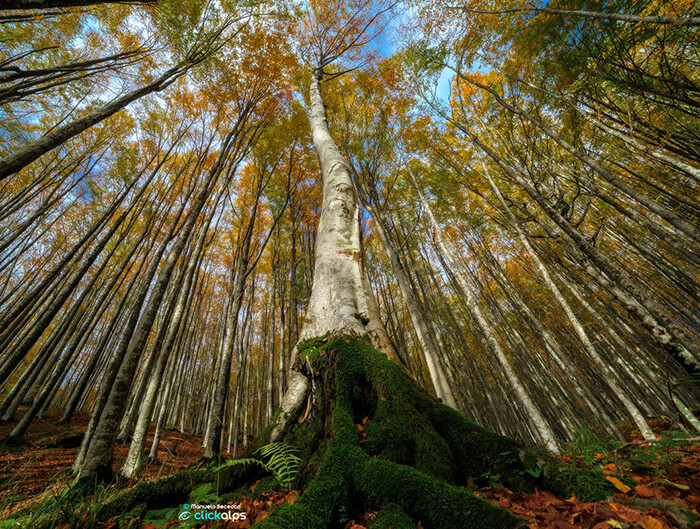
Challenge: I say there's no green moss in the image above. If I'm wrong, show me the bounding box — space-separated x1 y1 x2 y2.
542 465 612 502
429 404 531 488
114 502 147 529
257 337 525 528
252 502 324 529
252 477 281 496
94 462 253 520
299 346 324 371
370 503 416 529
355 458 520 529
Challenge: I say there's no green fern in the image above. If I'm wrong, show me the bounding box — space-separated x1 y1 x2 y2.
223 442 301 490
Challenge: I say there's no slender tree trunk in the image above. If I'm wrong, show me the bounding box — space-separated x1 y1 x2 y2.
0 56 199 179
0 0 155 10
366 203 456 407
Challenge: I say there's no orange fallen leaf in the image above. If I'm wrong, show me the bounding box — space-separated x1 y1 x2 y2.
685 494 700 505
634 484 655 498
605 476 631 493
286 492 298 504
638 515 663 529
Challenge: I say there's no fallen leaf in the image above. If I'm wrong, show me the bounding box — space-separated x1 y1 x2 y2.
638 515 663 529
605 476 631 493
634 484 655 498
685 494 700 505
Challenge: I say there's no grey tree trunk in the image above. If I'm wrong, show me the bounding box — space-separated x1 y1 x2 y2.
365 202 456 407
0 58 198 180
406 164 559 451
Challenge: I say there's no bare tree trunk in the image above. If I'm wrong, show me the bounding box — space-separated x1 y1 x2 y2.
0 0 155 10
365 203 456 407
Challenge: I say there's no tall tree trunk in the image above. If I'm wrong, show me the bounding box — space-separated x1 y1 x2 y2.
365 203 456 407
269 69 371 441
0 57 200 180
0 0 155 10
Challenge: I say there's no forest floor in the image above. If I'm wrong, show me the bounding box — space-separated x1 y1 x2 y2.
0 410 698 528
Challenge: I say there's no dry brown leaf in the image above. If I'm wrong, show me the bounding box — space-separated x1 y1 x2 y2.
634 484 656 498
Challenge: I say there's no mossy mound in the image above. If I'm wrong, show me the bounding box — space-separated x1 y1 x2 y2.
252 337 611 528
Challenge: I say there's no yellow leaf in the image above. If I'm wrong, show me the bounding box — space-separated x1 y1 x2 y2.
638 515 663 529
660 478 689 490
605 476 631 493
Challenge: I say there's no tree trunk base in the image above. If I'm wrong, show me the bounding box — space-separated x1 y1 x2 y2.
249 336 612 528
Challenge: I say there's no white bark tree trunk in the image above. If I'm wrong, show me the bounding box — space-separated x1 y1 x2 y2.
271 70 372 441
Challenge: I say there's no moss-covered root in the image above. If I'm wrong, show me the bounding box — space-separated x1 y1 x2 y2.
369 503 416 529
356 458 520 528
92 463 252 521
431 402 612 502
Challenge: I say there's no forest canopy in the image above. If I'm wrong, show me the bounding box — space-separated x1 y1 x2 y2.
0 0 698 527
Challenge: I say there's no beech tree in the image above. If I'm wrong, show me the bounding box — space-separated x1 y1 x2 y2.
0 0 697 527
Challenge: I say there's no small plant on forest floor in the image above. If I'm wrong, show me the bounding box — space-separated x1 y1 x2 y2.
481 470 503 488
563 427 618 467
222 442 302 490
625 430 694 474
